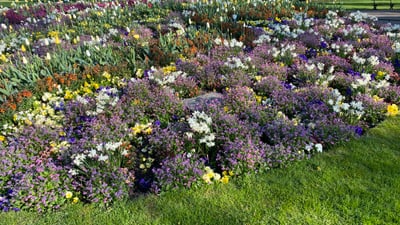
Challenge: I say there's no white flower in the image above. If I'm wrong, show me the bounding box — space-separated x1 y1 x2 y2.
41 92 52 102
188 111 212 134
72 154 86 166
185 132 194 139
43 38 50 46
21 56 28 64
88 149 97 158
105 141 122 151
214 173 221 181
85 50 91 57
315 143 323 153
121 149 129 156
45 52 51 60
341 103 350 111
305 143 314 152
69 169 78 176
367 56 379 66
98 154 109 162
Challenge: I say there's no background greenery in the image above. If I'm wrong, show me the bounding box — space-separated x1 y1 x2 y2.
1 0 400 9
313 0 400 9
0 116 399 224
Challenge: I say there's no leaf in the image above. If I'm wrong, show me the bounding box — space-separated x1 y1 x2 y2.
0 88 10 96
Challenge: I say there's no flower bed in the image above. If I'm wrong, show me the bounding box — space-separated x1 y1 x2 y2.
0 0 399 212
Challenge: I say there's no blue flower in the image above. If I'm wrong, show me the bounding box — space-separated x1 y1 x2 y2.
354 126 363 136
299 54 308 61
320 41 328 49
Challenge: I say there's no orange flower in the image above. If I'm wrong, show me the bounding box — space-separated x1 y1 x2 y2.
8 103 17 111
20 90 32 98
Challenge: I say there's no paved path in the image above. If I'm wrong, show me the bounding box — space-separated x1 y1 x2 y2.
359 10 400 25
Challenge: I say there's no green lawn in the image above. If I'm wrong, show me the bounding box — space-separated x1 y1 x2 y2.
1 116 399 224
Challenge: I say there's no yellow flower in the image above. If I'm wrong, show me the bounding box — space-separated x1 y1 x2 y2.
132 99 140 105
82 87 92 94
54 36 61 45
387 104 399 116
25 119 32 126
0 54 7 62
72 197 79 204
65 191 73 199
136 69 143 78
372 95 383 102
50 141 57 148
376 71 385 79
92 82 100 90
223 106 229 113
0 135 5 142
102 71 111 81
221 176 229 184
255 95 262 104
144 127 152 135
202 174 212 184
48 31 60 38
206 171 215 179
21 45 26 52
64 90 74 100
133 34 140 40
162 65 176 74
254 75 262 82
131 124 142 135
